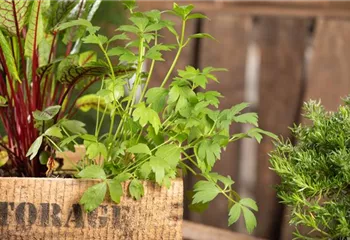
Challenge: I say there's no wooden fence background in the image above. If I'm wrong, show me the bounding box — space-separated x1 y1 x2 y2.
137 2 350 239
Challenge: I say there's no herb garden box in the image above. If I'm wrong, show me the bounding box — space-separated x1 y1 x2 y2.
0 177 183 240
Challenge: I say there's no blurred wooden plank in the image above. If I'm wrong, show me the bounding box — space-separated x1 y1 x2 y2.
183 220 263 240
186 12 252 230
254 17 309 239
304 18 350 111
139 1 350 18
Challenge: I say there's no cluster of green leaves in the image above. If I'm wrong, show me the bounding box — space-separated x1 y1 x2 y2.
270 99 350 239
28 2 276 233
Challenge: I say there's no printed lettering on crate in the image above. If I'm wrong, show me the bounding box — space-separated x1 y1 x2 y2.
0 178 183 240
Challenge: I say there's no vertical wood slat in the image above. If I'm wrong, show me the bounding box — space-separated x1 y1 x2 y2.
304 18 350 111
254 17 309 240
187 12 252 230
280 17 350 240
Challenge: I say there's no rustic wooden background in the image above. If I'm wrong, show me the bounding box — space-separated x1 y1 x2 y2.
136 1 350 239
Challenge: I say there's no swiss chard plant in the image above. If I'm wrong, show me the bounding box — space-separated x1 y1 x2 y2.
26 2 277 233
0 0 124 176
270 99 350 239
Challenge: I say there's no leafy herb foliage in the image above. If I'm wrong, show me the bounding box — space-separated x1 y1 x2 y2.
270 99 350 239
26 2 276 233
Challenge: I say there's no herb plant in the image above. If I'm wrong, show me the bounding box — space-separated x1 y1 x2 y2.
27 2 276 233
270 99 350 239
0 0 112 176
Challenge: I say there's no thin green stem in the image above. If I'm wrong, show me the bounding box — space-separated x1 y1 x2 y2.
160 20 186 88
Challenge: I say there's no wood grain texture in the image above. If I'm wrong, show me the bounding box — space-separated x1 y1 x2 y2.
183 220 263 240
0 178 183 240
254 17 309 239
139 1 350 18
304 18 350 111
186 12 252 230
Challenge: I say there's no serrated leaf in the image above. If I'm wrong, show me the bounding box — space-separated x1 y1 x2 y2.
155 144 181 168
26 136 43 160
127 143 151 155
228 203 242 226
0 0 29 36
129 179 144 200
108 33 130 43
133 103 161 134
240 198 258 211
149 156 168 185
145 87 168 112
138 162 151 179
0 30 20 81
33 105 61 121
25 0 44 58
107 179 123 203
80 182 107 212
242 206 257 234
234 113 258 127
85 142 107 159
78 165 106 180
61 119 87 134
192 180 220 204
45 126 63 138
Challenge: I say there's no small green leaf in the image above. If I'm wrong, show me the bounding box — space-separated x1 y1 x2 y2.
56 18 99 33
228 203 242 226
192 180 220 204
61 120 87 134
129 179 144 200
149 156 168 185
78 165 106 180
33 105 61 121
240 198 258 211
234 113 258 127
155 144 181 168
127 143 151 155
145 87 168 112
44 126 63 138
189 33 215 40
26 136 43 160
187 13 208 20
133 103 161 134
114 173 132 182
107 179 123 203
138 162 152 179
242 206 257 234
80 182 107 212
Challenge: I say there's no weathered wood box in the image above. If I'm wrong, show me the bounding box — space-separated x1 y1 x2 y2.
0 177 183 240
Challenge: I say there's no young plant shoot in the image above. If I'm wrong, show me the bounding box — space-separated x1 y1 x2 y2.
25 2 277 233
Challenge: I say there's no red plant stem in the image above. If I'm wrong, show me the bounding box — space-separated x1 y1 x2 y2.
11 0 31 111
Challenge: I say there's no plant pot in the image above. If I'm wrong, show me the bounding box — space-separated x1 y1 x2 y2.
0 177 183 240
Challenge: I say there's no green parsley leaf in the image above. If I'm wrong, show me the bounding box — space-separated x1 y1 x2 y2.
80 182 107 212
192 180 220 204
78 165 106 180
129 179 144 200
107 179 123 203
